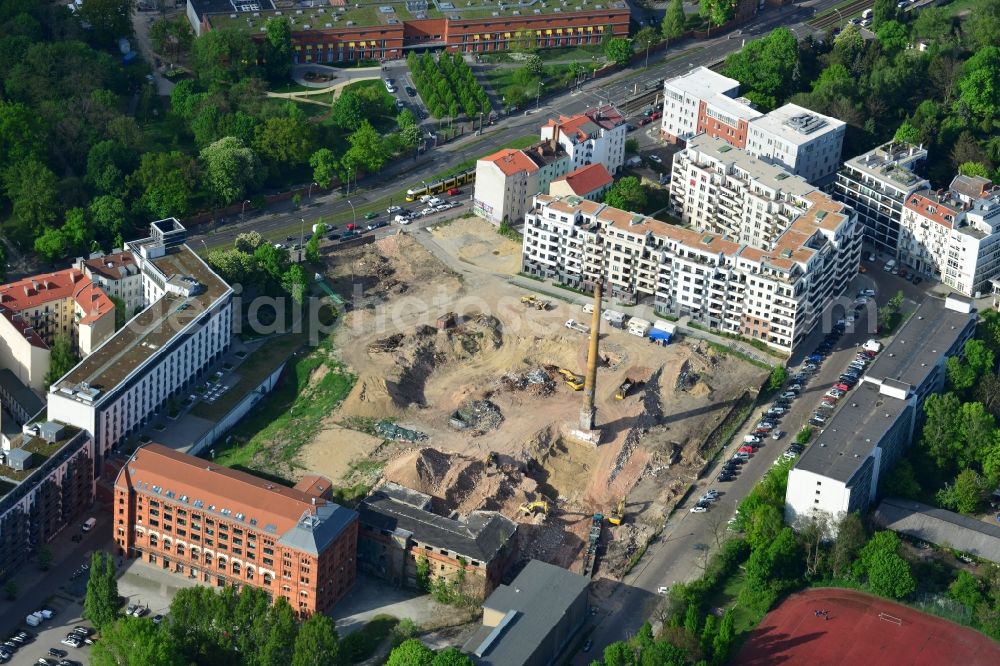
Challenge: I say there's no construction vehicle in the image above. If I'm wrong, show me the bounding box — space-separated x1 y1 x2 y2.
565 319 590 334
521 294 551 310
521 294 538 306
615 378 634 400
518 500 549 516
557 368 585 391
582 512 604 577
608 496 626 525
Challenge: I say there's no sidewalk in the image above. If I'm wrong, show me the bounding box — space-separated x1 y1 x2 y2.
0 512 112 638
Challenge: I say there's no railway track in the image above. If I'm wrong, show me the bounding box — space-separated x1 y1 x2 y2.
807 0 873 30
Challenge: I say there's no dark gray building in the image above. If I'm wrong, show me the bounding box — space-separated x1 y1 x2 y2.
463 559 589 666
872 497 1000 564
785 294 976 534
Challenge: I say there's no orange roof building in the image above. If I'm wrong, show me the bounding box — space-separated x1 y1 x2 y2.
549 164 614 200
115 444 358 617
0 268 115 392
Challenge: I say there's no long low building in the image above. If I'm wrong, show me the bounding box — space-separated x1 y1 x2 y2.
47 219 233 468
357 482 517 598
785 294 976 534
187 0 630 62
871 497 1000 565
521 184 861 354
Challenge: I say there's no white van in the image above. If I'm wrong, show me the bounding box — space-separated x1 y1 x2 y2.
582 302 594 314
883 259 897 273
82 517 96 532
861 8 872 19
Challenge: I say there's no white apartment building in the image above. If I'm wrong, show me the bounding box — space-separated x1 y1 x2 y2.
660 67 751 145
785 295 976 534
900 181 1000 296
76 250 143 316
833 141 929 256
474 144 570 225
745 103 845 184
669 134 823 250
46 219 233 466
521 187 861 354
539 105 627 174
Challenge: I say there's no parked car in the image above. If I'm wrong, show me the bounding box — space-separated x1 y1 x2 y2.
47 649 67 659
717 472 736 482
772 429 785 440
738 445 755 454
649 154 663 164
780 391 798 400
690 505 707 513
405 85 416 96
833 383 850 392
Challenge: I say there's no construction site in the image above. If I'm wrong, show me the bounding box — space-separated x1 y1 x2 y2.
294 219 768 580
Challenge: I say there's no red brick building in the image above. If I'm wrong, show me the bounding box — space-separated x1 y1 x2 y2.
114 444 358 617
189 0 630 63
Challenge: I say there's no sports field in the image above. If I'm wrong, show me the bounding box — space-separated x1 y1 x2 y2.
736 587 1000 665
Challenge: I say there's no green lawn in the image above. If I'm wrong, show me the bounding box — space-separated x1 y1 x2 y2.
189 334 306 421
942 0 979 17
341 615 399 663
207 337 356 479
535 44 605 62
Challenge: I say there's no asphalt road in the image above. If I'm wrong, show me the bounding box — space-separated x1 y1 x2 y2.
191 0 846 253
574 265 929 660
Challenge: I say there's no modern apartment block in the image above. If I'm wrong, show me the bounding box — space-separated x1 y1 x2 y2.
47 219 233 467
660 67 758 146
0 269 115 392
539 105 628 175
899 177 1000 297
0 422 94 583
660 70 844 185
357 482 517 598
744 103 845 184
669 134 825 249
785 295 976 534
76 250 143 316
833 141 930 255
115 444 358 617
187 0 630 62
521 185 860 353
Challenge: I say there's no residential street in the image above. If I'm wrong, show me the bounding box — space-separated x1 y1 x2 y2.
190 0 846 252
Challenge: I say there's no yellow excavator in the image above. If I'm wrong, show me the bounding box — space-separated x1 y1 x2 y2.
608 495 626 525
557 368 585 391
518 500 549 516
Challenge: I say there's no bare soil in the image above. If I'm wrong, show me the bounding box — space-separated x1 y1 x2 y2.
289 230 767 579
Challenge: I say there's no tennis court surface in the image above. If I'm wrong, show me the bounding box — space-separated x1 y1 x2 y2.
736 587 1000 665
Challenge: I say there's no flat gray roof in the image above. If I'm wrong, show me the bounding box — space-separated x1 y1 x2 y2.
872 497 1000 564
794 382 911 482
0 369 43 416
463 559 589 665
865 297 975 391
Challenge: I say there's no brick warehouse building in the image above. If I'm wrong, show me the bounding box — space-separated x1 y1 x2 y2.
115 444 358 616
187 0 630 63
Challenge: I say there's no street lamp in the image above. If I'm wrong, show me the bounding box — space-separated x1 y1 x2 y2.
299 217 306 248
535 82 544 111
346 200 356 227
241 199 250 221
307 181 319 201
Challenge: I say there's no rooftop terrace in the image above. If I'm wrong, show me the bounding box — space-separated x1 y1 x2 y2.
53 241 230 400
205 0 628 32
0 424 84 491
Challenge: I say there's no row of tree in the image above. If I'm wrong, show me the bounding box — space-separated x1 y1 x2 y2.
720 0 1000 185
207 231 306 304
407 52 490 121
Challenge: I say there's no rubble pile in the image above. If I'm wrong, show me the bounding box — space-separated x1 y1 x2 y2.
449 400 504 434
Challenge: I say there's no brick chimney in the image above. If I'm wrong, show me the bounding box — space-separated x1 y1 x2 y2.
550 122 560 154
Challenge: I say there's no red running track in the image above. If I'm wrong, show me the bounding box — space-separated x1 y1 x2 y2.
736 587 1000 665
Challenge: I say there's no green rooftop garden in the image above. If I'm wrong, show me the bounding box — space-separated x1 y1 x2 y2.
207 1 625 32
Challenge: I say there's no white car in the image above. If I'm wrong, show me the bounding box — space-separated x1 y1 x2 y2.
427 196 442 205
657 586 669 594
649 154 663 164
690 505 707 513
387 205 402 214
60 636 81 648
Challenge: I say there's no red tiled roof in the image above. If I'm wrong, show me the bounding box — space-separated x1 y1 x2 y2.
116 444 334 536
552 163 613 196
482 148 540 176
0 268 113 326
905 192 962 229
84 251 138 281
0 307 47 349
